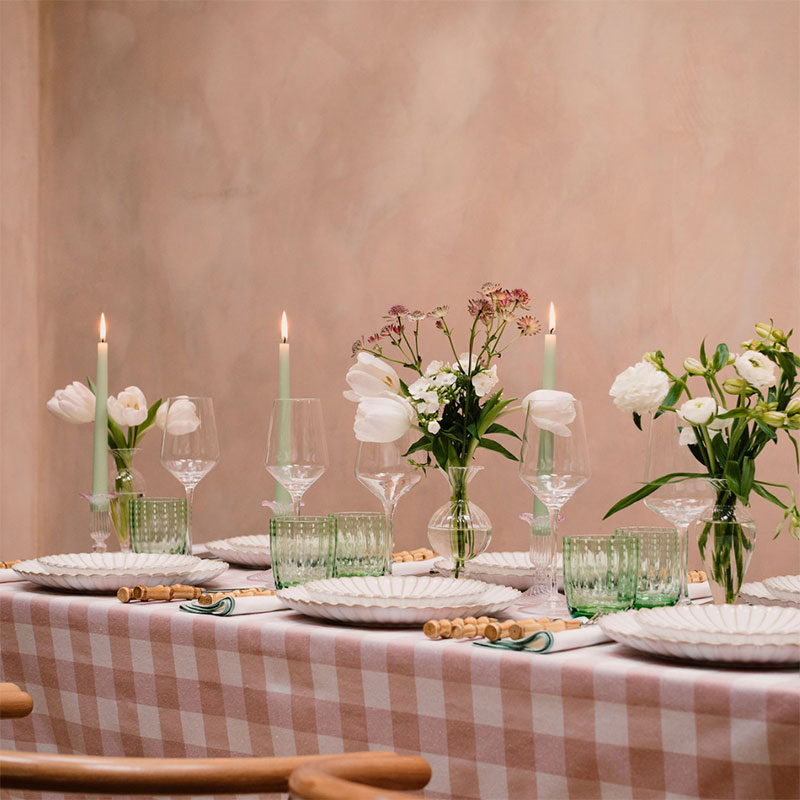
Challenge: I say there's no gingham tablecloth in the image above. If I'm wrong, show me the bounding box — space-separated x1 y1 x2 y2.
1 572 798 799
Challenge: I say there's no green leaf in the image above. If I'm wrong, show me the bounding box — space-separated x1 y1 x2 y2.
87 377 96 394
403 435 431 457
484 423 520 440
700 338 708 367
711 432 728 468
603 471 709 519
477 437 518 461
656 382 686 418
752 481 789 510
632 412 642 431
786 432 800 472
755 419 778 442
723 460 742 497
740 456 755 499
712 343 729 372
107 416 127 451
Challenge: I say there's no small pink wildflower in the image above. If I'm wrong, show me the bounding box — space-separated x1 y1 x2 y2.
351 338 364 356
517 315 541 336
511 288 530 308
480 282 502 296
428 305 449 318
386 304 409 317
406 310 426 322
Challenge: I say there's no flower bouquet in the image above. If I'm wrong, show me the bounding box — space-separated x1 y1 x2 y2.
606 323 800 603
346 283 540 575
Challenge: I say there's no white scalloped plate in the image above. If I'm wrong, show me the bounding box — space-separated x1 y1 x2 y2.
434 551 562 590
204 535 271 568
633 605 800 645
36 552 200 575
302 576 490 608
277 583 521 626
601 608 800 664
12 555 225 593
763 575 800 604
739 581 799 608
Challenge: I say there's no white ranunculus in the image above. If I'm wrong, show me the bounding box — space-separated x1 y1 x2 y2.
609 361 670 415
472 365 498 398
734 351 777 390
407 377 432 398
46 381 96 424
522 389 577 437
677 397 717 425
424 360 444 377
344 352 401 402
416 390 440 414
107 386 148 426
427 420 441 434
156 397 200 435
354 394 415 442
708 415 731 431
678 426 697 446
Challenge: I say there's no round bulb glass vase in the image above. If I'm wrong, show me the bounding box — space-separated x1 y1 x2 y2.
426 465 492 578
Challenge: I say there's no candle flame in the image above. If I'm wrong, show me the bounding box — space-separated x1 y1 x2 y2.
548 302 556 334
99 313 107 342
281 311 288 343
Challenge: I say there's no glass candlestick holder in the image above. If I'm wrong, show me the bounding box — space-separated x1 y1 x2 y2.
82 493 116 553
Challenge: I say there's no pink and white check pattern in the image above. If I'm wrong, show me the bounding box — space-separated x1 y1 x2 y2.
1 571 798 799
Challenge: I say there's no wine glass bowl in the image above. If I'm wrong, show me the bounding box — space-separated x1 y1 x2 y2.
265 398 328 515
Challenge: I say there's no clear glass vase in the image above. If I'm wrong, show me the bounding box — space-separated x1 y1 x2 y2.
691 480 756 604
427 466 492 578
109 448 146 552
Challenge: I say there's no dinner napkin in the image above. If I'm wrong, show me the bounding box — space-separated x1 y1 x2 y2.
0 568 25 584
688 581 711 600
180 595 288 616
392 559 436 577
474 625 611 654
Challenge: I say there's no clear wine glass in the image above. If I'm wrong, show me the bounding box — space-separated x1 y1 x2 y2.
265 398 328 516
355 432 422 575
644 413 713 604
160 397 219 554
519 399 591 608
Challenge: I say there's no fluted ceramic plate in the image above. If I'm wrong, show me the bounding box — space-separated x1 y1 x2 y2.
739 581 799 608
434 552 562 591
633 605 800 645
35 552 200 575
12 553 222 593
763 575 800 604
204 535 271 568
600 607 800 664
277 583 521 626
302 576 490 607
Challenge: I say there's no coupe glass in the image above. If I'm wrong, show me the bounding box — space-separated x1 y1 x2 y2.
265 398 328 516
355 432 422 575
519 399 590 608
160 396 219 554
643 413 713 604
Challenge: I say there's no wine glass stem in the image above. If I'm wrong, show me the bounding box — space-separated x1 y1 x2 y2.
677 522 689 604
382 501 396 576
292 495 302 516
184 485 195 554
548 506 559 600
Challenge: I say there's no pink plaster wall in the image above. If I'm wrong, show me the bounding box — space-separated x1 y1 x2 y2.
3 0 799 579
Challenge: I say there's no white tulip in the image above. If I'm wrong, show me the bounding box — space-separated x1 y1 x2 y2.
156 397 200 435
677 397 717 425
609 361 669 415
354 394 415 442
46 381 96 424
734 351 777 390
472 365 499 398
522 389 577 437
107 386 148 427
344 352 401 401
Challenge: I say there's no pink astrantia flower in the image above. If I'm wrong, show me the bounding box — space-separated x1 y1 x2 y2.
511 288 530 308
386 305 409 317
468 297 493 321
407 310 426 322
351 338 364 356
428 305 449 318
480 282 502 296
517 316 541 336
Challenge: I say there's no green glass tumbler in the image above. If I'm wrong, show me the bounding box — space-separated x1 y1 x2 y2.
615 526 680 608
563 535 638 617
129 498 188 554
330 512 388 577
269 515 335 589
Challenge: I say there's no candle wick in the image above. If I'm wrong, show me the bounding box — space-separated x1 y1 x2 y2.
549 328 555 335
282 337 287 344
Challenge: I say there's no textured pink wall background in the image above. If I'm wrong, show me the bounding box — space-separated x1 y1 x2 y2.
2 0 798 580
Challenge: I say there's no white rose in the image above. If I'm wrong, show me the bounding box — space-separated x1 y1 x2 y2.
609 361 670 415
472 365 499 398
427 420 441 434
354 394 415 442
107 386 148 426
431 371 456 387
522 389 577 437
678 426 697 446
416 390 440 414
156 397 200 435
424 360 444 377
734 351 777 390
407 377 432 398
46 381 96 424
677 397 717 425
344 352 401 402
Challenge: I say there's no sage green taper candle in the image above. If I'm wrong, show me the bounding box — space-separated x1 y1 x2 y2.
91 313 109 511
275 311 292 507
534 302 557 519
